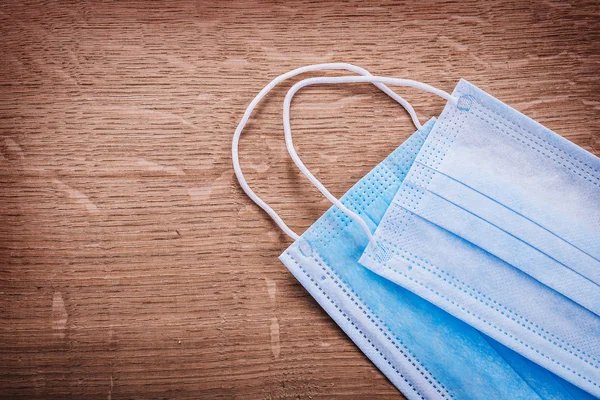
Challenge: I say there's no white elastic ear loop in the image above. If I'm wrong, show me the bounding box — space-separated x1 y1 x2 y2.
283 75 459 247
232 63 423 241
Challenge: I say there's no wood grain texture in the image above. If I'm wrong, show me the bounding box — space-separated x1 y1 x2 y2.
0 0 598 398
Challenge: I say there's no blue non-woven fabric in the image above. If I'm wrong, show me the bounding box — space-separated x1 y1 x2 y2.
280 119 595 399
360 81 600 397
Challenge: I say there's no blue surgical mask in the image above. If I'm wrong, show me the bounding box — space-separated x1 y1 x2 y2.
359 79 600 397
232 64 597 399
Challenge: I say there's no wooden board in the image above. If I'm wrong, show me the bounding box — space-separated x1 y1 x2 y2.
0 0 598 398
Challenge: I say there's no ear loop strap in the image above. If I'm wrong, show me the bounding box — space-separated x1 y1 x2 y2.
232 63 423 241
283 75 459 247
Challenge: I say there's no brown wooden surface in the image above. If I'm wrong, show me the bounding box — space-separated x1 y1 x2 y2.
0 0 599 399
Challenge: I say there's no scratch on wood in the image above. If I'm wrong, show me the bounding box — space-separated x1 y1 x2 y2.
265 278 277 301
51 292 68 339
52 179 99 214
188 186 212 201
107 374 113 400
249 162 270 173
136 159 186 176
270 318 281 359
5 138 25 159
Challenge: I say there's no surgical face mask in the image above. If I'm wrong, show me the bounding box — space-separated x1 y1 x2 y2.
232 63 596 399
358 80 600 396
